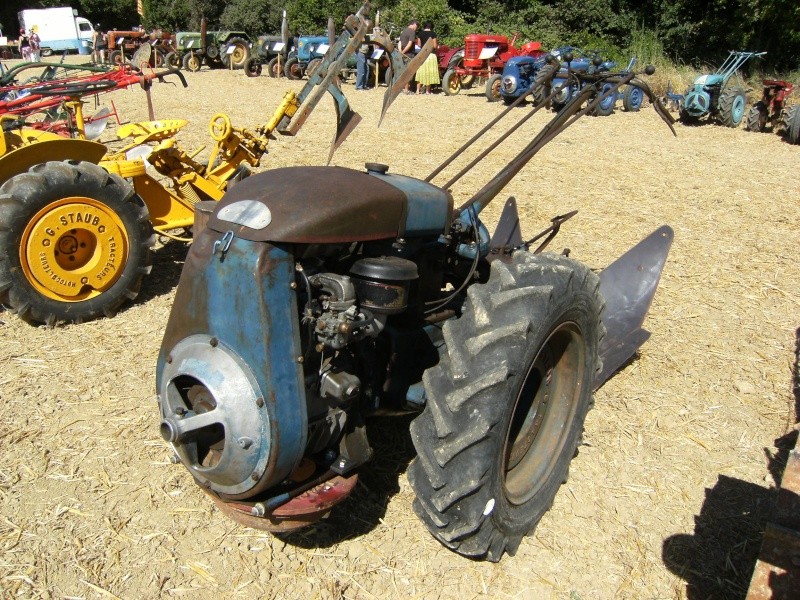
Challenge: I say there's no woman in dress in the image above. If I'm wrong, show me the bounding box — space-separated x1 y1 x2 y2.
415 22 439 94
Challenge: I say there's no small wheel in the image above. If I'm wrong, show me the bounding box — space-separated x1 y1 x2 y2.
783 105 800 144
442 69 461 96
109 50 123 65
152 49 165 68
531 64 557 107
205 44 220 60
267 56 281 78
745 102 767 132
284 56 303 80
182 52 201 72
222 37 250 69
717 86 747 127
244 57 262 77
408 252 603 561
0 161 154 325
622 85 643 112
486 74 502 102
592 82 616 116
209 113 232 141
164 51 179 69
306 57 323 77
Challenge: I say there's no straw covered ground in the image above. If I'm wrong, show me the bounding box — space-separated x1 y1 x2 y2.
1 61 799 599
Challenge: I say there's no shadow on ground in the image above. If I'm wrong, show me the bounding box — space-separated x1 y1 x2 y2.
131 240 189 306
662 327 800 598
278 413 417 549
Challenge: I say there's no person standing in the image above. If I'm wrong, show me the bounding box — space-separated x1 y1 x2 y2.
415 21 439 94
18 29 31 61
92 26 107 63
399 20 419 94
355 19 373 90
29 29 40 62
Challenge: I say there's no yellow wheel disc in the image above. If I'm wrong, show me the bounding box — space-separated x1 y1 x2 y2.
19 197 130 302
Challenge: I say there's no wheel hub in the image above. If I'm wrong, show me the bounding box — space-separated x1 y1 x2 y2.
503 322 584 505
20 197 130 301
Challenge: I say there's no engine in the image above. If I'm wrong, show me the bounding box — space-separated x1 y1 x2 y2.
155 164 460 527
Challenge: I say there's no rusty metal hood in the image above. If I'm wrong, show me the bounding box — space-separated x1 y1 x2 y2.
207 166 408 244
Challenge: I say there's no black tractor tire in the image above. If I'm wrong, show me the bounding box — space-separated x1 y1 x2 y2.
531 64 557 107
205 44 220 60
408 252 604 561
284 56 303 80
0 161 154 325
592 83 616 117
182 52 202 72
109 50 124 65
485 74 502 102
164 51 179 69
221 37 250 69
306 57 323 78
745 102 767 132
783 105 800 144
267 56 281 78
502 96 516 106
717 86 747 128
244 57 262 77
442 69 461 96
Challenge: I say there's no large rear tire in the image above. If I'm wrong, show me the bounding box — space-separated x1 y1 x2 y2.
408 252 604 561
267 56 281 78
222 37 250 69
717 86 747 127
0 161 154 325
531 64 557 107
745 102 767 132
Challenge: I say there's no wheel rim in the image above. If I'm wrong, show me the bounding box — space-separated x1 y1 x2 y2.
502 322 584 505
489 78 501 99
627 87 642 109
447 74 461 94
231 45 246 64
732 95 746 124
20 197 130 301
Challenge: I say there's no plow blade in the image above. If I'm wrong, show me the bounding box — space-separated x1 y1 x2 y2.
595 225 673 388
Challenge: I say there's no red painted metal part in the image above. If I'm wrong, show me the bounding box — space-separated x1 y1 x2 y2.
746 429 800 599
208 473 359 532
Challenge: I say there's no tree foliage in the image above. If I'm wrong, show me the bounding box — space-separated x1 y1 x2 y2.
1 0 798 71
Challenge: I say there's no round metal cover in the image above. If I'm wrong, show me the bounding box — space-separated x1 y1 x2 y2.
217 200 272 230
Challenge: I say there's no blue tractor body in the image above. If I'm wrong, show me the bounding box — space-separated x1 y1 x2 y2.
499 55 547 103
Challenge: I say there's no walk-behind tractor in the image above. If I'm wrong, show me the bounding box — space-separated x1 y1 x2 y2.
669 50 765 127
441 33 545 100
156 61 676 561
745 79 794 133
0 3 430 326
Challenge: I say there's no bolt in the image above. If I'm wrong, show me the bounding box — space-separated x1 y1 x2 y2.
256 397 264 408
209 337 219 347
166 354 173 364
80 277 88 284
338 458 347 468
170 453 180 464
238 437 253 449
174 406 187 416
290 281 298 289
251 472 260 481
297 356 304 363
251 503 266 517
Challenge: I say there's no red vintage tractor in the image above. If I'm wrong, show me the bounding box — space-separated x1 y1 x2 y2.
441 33 544 101
745 79 794 133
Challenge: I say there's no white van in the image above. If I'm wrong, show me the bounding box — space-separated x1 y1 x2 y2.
18 7 95 56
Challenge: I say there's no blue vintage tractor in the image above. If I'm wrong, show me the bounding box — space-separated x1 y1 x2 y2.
156 60 676 561
498 52 557 105
284 35 332 79
670 50 765 127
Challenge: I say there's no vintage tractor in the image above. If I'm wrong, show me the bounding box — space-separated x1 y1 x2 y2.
671 50 765 127
243 11 294 78
441 33 545 100
745 79 794 133
175 23 251 72
0 3 427 325
107 30 175 68
284 35 332 80
155 62 676 561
